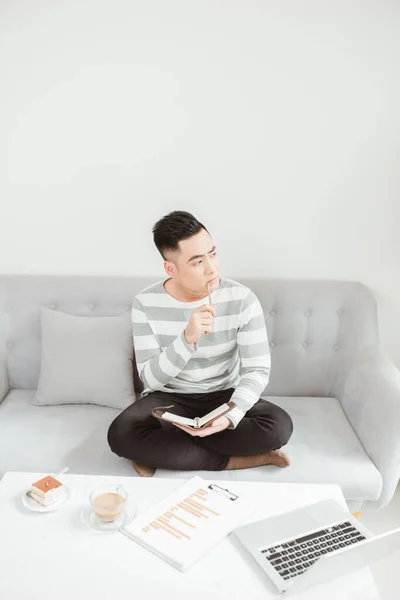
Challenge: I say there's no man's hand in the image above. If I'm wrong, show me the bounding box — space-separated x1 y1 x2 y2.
184 304 216 346
174 416 231 437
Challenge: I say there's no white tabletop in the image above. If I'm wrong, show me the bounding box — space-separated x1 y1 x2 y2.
0 472 381 600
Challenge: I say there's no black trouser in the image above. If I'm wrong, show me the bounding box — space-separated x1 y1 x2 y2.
107 388 293 471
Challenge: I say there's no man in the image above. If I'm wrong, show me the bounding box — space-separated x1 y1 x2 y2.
108 211 293 476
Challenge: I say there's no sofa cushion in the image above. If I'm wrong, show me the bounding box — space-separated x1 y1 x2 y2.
0 390 137 477
0 391 382 505
34 308 134 409
154 396 383 502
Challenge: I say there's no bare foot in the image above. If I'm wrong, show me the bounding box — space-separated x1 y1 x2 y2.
225 449 291 470
263 449 291 467
132 461 156 477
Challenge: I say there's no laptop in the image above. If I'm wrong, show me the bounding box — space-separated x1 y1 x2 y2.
232 499 400 595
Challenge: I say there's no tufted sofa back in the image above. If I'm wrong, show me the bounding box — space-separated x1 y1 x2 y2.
0 275 379 397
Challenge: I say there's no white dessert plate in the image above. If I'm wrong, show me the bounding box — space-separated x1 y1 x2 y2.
21 484 72 513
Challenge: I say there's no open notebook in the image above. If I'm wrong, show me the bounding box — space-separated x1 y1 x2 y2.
119 476 257 571
152 401 236 429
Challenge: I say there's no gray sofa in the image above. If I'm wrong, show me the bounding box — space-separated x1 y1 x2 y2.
1 275 399 512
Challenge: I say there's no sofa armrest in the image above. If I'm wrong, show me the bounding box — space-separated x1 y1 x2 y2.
333 347 400 509
0 352 8 404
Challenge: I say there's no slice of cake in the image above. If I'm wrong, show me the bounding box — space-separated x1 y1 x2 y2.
30 475 63 506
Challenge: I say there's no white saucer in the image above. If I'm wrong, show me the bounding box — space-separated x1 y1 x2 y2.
81 504 136 534
21 485 72 513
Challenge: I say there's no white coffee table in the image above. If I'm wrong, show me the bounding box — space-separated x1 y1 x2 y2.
0 472 382 600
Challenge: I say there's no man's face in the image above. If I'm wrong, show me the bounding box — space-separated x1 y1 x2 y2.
165 228 220 295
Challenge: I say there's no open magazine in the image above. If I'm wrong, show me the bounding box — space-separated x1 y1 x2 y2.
151 400 236 429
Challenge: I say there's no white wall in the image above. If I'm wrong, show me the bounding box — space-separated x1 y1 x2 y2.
1 1 399 365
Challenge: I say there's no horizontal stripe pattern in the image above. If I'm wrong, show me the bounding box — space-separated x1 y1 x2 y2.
132 278 271 427
157 329 238 348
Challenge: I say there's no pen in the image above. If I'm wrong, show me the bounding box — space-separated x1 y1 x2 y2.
207 282 212 307
194 284 212 352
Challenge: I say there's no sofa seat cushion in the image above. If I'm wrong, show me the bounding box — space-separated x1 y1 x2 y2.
155 396 383 502
0 392 382 504
0 390 136 477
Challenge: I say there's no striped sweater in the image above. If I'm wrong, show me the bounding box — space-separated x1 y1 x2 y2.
132 278 271 428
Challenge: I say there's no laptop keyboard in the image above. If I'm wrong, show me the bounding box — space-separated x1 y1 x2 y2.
260 521 367 581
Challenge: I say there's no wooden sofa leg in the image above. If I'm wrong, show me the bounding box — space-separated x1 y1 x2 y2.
352 512 362 519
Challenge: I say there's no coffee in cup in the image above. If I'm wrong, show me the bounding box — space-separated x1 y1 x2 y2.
90 485 127 522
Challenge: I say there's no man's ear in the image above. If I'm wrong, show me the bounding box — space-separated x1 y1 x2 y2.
164 260 175 278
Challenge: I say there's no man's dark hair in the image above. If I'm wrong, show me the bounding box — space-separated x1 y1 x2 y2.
152 211 208 259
